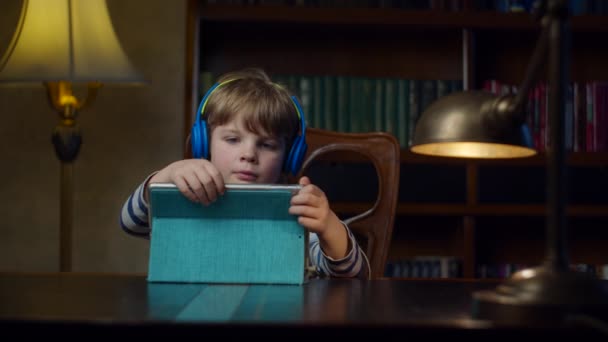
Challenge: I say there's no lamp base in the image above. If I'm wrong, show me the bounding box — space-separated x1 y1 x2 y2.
472 266 608 325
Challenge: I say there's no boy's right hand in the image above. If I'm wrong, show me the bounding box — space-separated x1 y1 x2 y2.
148 159 225 205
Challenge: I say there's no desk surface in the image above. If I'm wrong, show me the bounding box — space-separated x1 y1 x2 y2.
0 273 606 339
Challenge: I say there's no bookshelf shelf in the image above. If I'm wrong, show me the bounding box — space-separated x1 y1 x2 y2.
317 150 608 165
332 203 608 217
186 1 608 280
199 6 608 32
439 204 608 217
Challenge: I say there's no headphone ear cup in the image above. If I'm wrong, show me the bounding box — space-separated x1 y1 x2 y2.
200 120 209 159
191 120 202 158
191 120 210 159
285 136 307 175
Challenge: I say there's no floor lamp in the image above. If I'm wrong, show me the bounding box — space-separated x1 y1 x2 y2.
0 0 144 272
411 0 608 324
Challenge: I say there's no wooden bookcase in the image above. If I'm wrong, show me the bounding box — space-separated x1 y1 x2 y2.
184 1 608 279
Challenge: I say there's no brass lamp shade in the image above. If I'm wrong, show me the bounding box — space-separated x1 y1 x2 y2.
0 0 143 83
411 91 536 159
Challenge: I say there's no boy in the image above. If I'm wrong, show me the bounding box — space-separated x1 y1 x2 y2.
120 68 368 279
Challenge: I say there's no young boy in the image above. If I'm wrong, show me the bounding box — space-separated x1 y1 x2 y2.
120 68 368 279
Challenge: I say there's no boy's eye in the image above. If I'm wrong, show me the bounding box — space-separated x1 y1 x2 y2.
260 141 279 150
224 136 239 143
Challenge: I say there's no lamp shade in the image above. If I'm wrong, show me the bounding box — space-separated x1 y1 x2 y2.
411 90 536 158
0 0 143 83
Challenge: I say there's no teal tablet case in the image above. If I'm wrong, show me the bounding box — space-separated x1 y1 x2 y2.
147 183 306 285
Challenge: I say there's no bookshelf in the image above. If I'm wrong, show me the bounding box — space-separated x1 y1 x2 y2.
184 1 608 279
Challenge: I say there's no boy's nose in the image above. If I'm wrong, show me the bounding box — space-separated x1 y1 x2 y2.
240 143 257 163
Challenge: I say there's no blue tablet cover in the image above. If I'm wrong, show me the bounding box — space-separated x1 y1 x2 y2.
147 183 306 285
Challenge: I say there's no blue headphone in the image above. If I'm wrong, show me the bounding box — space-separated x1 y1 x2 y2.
191 79 307 175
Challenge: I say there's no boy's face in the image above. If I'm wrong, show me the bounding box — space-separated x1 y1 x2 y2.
209 116 285 184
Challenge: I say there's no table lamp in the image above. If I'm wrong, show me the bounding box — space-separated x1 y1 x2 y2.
411 0 608 324
0 0 145 272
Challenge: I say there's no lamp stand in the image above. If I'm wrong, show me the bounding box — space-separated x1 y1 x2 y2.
471 0 608 324
46 82 100 272
59 162 74 272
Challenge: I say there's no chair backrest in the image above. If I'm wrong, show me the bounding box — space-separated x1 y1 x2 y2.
185 127 401 279
294 128 400 279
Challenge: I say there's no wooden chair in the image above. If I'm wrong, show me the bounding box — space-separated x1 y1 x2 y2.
293 128 400 279
185 128 401 279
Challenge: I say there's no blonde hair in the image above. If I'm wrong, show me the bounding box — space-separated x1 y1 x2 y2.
204 68 300 146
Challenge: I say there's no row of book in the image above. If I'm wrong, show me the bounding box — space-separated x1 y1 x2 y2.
385 259 608 279
384 256 462 278
200 71 463 149
202 0 608 15
482 0 608 15
477 263 608 280
201 70 608 152
484 79 608 152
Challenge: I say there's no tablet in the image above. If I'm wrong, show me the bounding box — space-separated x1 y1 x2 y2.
147 183 307 285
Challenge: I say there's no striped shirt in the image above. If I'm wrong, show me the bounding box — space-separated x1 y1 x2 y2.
120 176 369 279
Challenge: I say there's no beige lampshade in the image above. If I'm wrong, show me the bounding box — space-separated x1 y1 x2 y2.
0 0 143 83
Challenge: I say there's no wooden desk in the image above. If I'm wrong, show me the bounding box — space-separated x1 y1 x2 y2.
0 273 606 339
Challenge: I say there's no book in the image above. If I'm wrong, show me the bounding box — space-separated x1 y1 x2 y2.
323 75 336 130
396 79 410 148
374 78 384 132
383 78 397 138
336 75 349 132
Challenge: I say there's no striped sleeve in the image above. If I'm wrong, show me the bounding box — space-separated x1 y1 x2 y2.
119 173 157 237
308 222 369 279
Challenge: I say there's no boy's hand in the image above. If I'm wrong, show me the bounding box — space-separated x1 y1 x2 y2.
148 159 225 205
289 176 349 259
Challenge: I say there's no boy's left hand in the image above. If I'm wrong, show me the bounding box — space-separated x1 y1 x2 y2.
289 176 349 259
